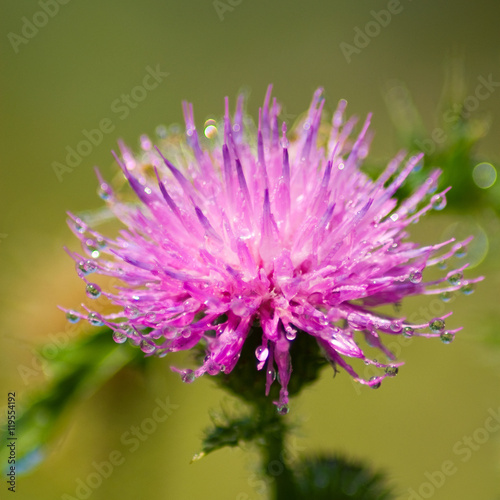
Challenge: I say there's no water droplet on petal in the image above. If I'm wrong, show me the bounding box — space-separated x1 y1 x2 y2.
156 348 168 358
277 404 289 415
370 377 381 389
124 306 140 318
440 291 452 302
431 193 447 211
88 312 104 326
85 239 100 259
402 326 414 338
279 137 289 148
76 259 97 276
74 221 86 234
448 272 463 286
437 260 448 270
113 331 128 344
140 340 156 354
285 327 297 341
97 182 113 200
429 318 445 333
390 321 402 333
96 236 107 249
145 312 157 322
255 346 269 362
182 370 195 383
86 283 101 299
454 244 467 258
440 331 454 344
385 366 399 377
66 310 80 324
409 271 422 284
461 282 475 295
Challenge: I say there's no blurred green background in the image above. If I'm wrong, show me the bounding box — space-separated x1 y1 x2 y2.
1 0 499 499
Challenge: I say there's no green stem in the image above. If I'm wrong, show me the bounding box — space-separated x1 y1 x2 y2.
258 406 298 500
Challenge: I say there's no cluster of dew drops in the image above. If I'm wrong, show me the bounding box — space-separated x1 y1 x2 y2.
63 125 478 385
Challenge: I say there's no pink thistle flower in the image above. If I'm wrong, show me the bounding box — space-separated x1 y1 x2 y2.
62 86 482 412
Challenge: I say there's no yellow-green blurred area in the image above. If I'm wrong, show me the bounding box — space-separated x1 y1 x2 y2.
1 0 500 499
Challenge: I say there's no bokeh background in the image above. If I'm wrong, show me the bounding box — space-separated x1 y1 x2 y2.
1 1 500 499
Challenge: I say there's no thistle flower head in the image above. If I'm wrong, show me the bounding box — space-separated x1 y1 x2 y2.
63 86 481 411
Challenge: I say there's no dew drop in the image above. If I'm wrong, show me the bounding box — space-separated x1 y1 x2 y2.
440 331 454 344
140 340 156 354
113 331 128 344
145 312 157 322
409 271 422 284
122 325 135 335
429 318 445 333
277 404 289 415
76 259 97 276
66 310 80 324
347 313 365 331
97 182 113 200
74 218 87 234
96 236 107 249
370 377 381 389
437 260 448 270
385 366 399 377
156 348 168 358
390 321 402 333
86 283 101 299
255 346 269 362
279 137 289 148
182 370 195 383
461 282 475 295
448 272 463 286
267 368 276 382
285 327 297 341
431 193 447 211
454 244 467 258
402 326 414 338
440 291 452 302
88 312 104 326
85 239 100 259
124 305 140 318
